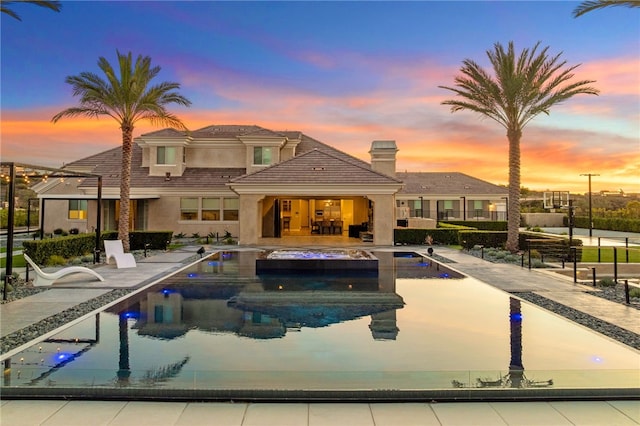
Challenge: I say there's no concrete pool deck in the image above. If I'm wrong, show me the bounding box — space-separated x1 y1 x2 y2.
1 243 639 425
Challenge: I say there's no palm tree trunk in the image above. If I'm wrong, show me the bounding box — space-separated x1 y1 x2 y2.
506 127 521 252
118 124 133 252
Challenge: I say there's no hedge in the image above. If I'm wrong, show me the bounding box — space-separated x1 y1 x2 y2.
22 234 96 265
458 231 507 249
100 231 173 250
571 216 640 233
442 221 507 231
23 231 173 265
394 228 462 245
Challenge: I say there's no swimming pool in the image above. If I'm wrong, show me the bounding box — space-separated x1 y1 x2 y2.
2 250 638 401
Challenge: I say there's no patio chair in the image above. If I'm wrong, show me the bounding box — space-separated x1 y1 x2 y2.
103 240 137 268
321 220 332 235
23 254 104 287
333 220 343 235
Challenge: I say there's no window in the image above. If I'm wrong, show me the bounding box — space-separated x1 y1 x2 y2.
474 200 484 217
253 147 272 165
180 197 239 221
411 199 427 217
443 200 454 218
223 198 239 221
68 200 88 219
157 146 176 164
180 198 198 220
202 198 220 221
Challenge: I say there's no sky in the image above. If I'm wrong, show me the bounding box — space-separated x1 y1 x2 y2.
1 1 639 194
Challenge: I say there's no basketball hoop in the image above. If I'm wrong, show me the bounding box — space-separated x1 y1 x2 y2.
543 191 570 210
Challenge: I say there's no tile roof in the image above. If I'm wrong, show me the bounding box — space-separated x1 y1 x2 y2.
396 172 507 195
62 125 502 194
140 124 289 139
74 144 244 189
292 133 372 169
230 148 401 185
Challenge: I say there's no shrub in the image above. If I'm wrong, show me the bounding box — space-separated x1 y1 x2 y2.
494 251 506 259
529 249 541 259
628 288 640 298
53 228 64 235
47 255 67 266
504 254 520 263
69 228 80 235
598 277 617 287
529 259 546 268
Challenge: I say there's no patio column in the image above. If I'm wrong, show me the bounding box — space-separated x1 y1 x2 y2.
367 193 395 246
238 194 264 245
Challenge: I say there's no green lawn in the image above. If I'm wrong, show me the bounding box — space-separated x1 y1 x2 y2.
0 254 26 268
581 246 640 263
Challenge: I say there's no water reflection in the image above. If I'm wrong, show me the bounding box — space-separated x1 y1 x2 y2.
453 297 554 389
110 250 422 341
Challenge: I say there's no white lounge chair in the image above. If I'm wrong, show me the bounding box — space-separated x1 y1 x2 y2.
23 254 105 287
103 239 137 268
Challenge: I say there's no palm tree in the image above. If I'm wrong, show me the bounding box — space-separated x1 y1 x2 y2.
53 51 191 252
573 0 640 17
1 0 61 21
439 41 598 252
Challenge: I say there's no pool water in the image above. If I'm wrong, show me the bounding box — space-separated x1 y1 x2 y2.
2 250 638 398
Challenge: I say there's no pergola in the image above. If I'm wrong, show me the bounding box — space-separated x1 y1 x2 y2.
1 162 103 300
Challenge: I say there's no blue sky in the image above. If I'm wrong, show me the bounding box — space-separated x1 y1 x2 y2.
2 1 639 193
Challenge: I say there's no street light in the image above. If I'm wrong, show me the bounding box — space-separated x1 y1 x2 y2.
460 196 466 221
580 173 599 238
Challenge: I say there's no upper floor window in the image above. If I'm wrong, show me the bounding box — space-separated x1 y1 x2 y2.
157 146 177 165
68 200 88 219
253 147 272 165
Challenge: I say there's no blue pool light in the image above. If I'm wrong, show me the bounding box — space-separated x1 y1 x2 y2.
187 272 198 278
510 313 523 322
123 311 139 319
439 273 450 278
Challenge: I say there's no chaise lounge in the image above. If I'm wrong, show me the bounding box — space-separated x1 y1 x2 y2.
23 254 105 287
103 240 137 269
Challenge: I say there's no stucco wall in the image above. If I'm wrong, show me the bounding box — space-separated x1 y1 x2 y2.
147 197 240 237
188 145 245 168
521 212 566 227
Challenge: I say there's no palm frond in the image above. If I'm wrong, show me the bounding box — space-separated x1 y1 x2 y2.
1 0 61 21
573 0 640 17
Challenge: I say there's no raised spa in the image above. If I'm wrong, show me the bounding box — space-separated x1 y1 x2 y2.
256 249 378 275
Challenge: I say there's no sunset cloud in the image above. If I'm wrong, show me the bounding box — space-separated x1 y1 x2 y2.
2 1 637 194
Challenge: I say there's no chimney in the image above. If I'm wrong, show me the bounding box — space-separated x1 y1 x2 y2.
369 140 397 177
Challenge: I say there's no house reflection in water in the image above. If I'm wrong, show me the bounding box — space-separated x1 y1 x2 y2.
116 250 411 341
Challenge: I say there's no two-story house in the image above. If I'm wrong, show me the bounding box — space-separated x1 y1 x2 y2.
32 124 508 245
